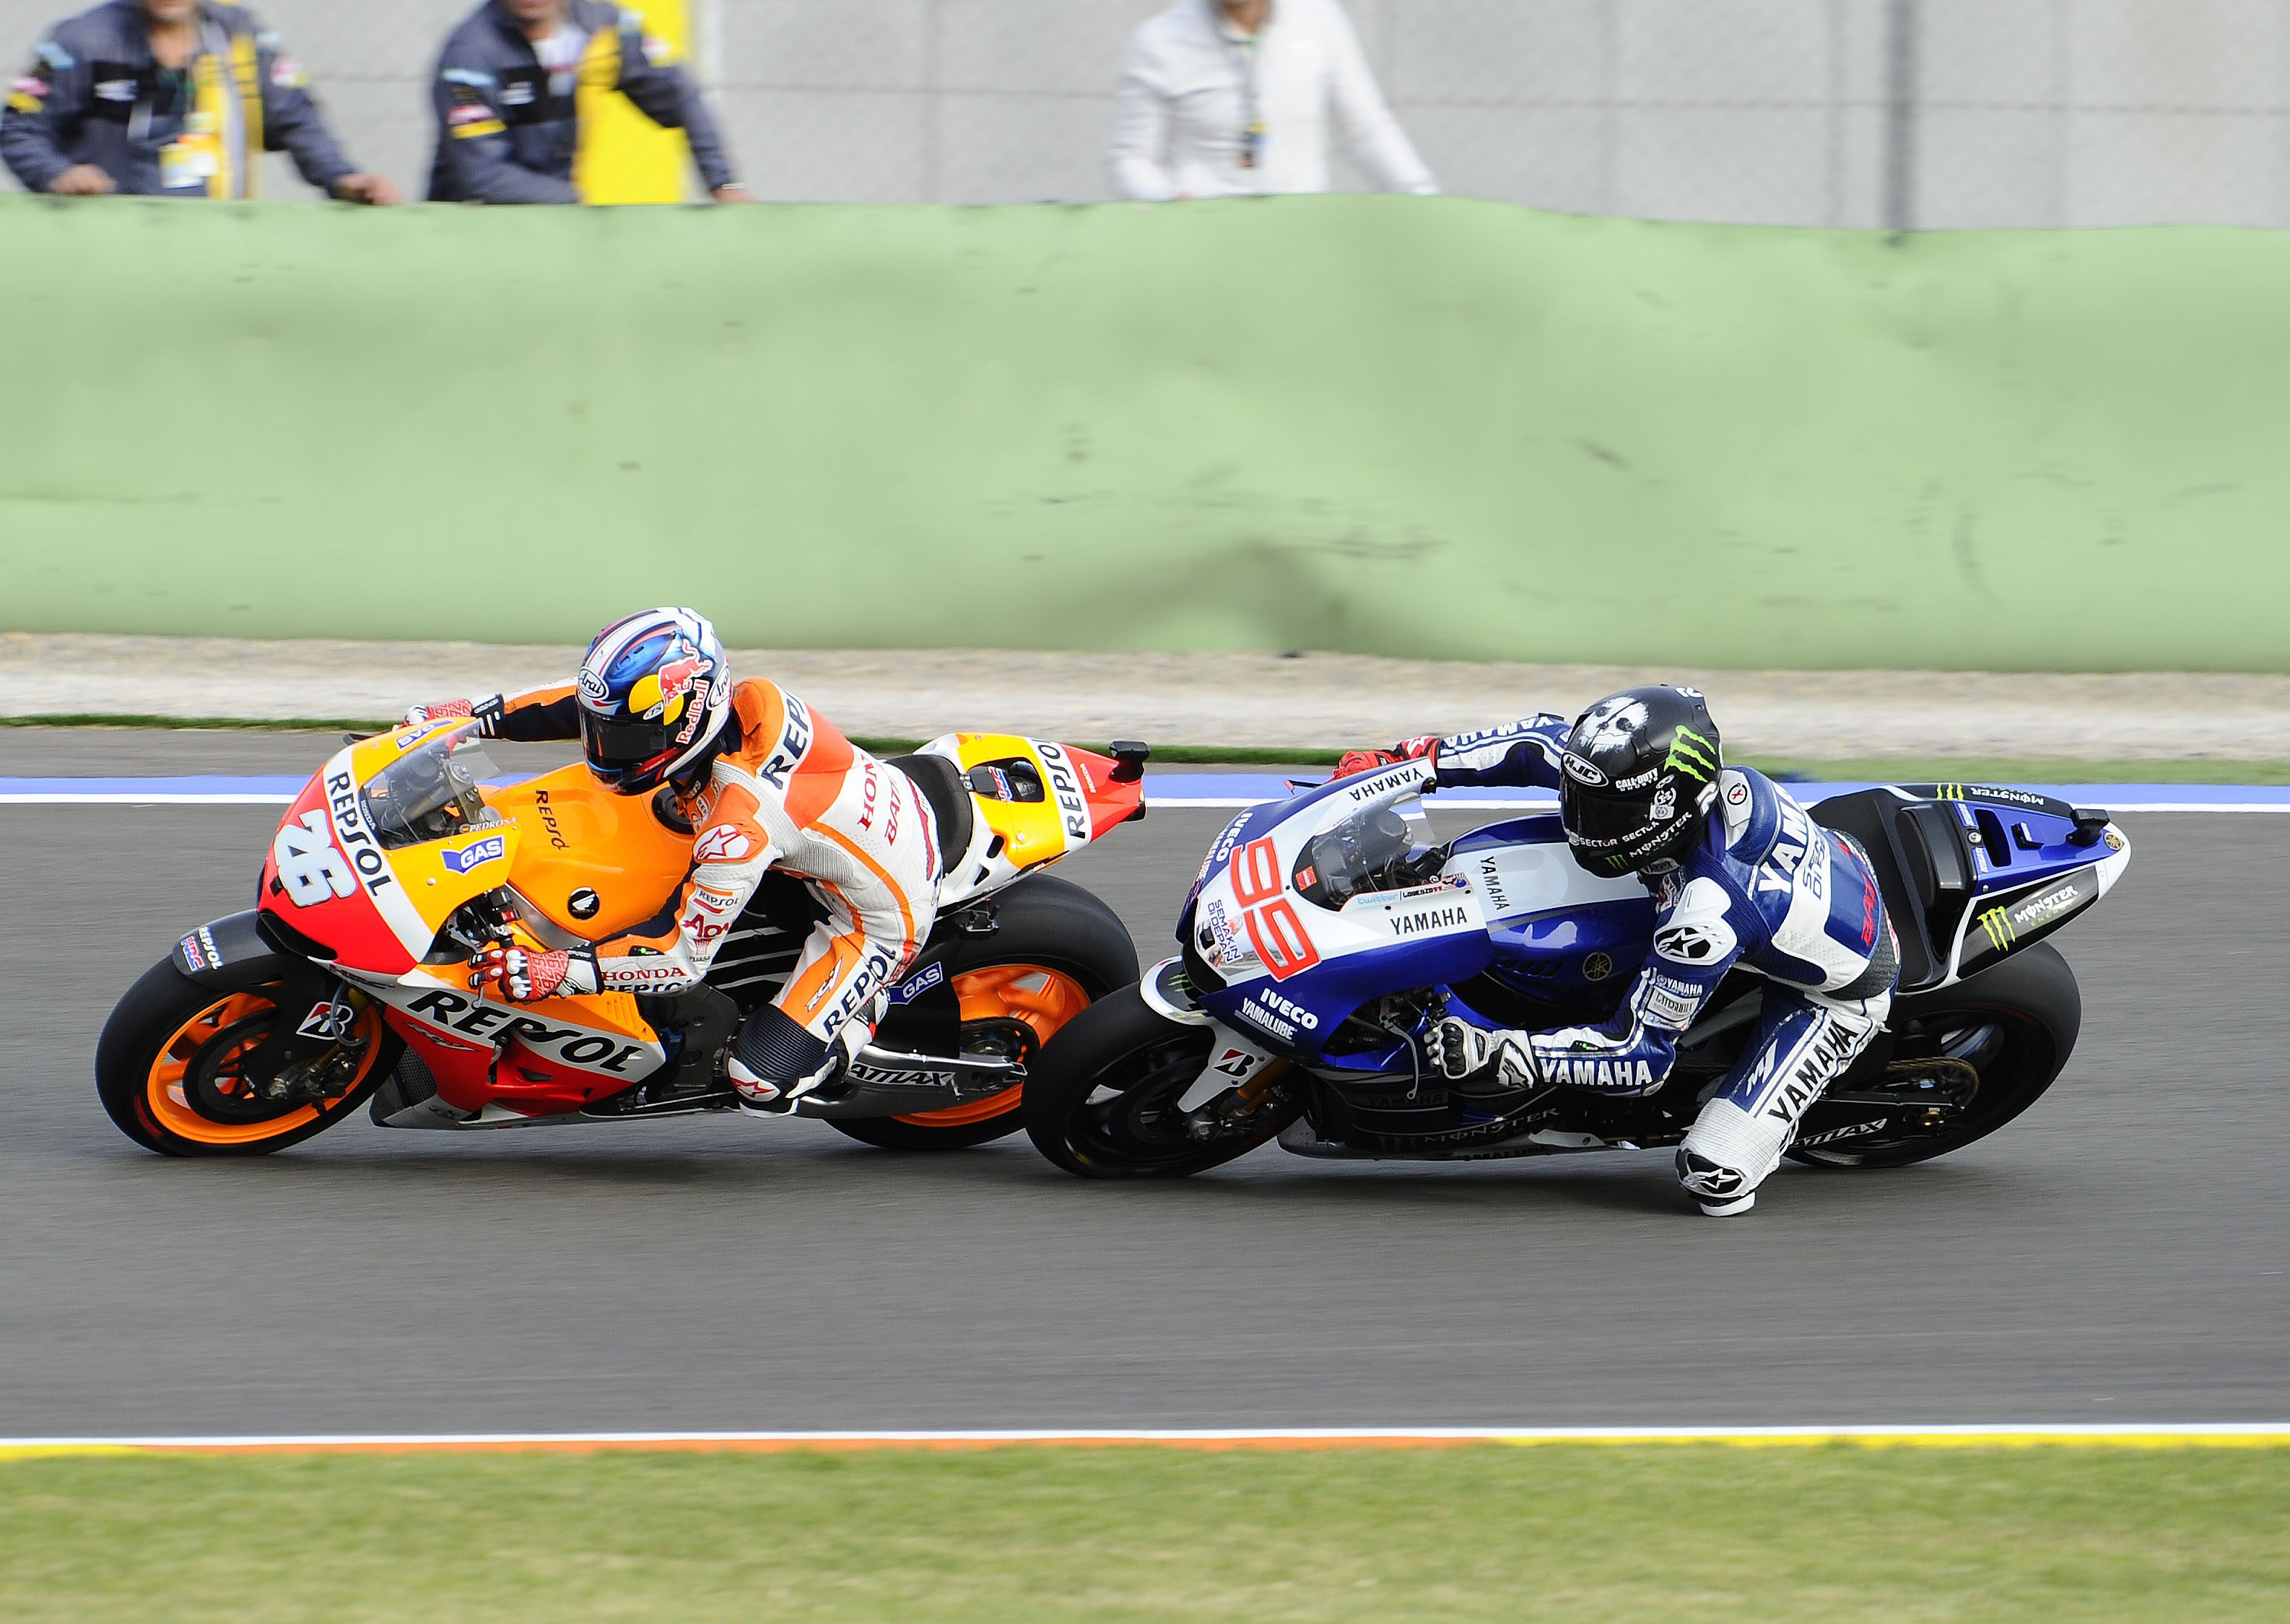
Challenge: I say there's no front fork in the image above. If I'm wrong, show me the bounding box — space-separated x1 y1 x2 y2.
1138 957 1294 1139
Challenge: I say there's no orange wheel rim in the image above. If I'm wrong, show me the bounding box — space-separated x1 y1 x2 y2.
894 963 1092 1127
143 991 386 1147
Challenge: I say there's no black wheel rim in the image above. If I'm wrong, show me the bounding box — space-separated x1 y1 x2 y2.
1065 1031 1270 1171
183 1012 302 1127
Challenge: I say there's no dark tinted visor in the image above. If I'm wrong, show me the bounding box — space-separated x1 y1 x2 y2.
1560 780 1660 847
583 715 673 769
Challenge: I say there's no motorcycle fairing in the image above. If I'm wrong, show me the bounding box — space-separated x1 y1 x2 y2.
375 969 668 1117
1447 816 1656 1002
1189 773 1489 1060
916 733 1145 906
258 750 433 975
1812 785 2130 991
485 765 692 941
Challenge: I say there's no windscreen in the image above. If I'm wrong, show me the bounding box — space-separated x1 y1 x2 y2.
1295 806 1415 908
362 725 502 850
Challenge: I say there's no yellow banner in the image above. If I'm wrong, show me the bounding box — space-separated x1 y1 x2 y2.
573 0 692 205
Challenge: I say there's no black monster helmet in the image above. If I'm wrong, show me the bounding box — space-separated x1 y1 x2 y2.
1557 686 1723 877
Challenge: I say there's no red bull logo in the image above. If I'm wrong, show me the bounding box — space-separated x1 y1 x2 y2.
657 654 705 702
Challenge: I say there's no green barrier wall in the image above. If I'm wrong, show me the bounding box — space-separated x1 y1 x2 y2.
2 193 2286 671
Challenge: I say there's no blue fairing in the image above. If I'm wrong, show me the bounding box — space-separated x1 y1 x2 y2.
1938 793 2113 896
1450 817 1657 1005
1195 808 1650 1067
1201 923 1494 1060
1178 799 1282 939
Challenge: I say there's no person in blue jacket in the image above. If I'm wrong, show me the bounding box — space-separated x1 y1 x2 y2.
2 0 395 200
1337 686 1899 1217
428 0 749 204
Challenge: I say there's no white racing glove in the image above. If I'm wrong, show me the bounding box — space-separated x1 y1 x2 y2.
402 698 503 735
403 699 472 729
1425 1018 1539 1091
469 943 599 1003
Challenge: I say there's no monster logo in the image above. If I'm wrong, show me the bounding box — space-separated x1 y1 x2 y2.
1664 726 1718 784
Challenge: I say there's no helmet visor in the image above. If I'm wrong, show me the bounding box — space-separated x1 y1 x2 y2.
1559 782 1663 850
581 714 676 788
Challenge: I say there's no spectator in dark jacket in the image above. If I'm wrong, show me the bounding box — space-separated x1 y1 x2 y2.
2 0 395 200
430 0 748 204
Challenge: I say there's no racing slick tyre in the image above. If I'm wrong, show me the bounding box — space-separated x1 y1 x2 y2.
827 873 1139 1152
96 957 399 1158
1022 983 1304 1179
1788 942 2082 1170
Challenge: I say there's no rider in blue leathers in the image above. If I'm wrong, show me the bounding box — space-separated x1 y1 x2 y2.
1338 686 1898 1216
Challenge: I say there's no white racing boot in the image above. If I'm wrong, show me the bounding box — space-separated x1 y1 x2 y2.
1676 1099 1788 1217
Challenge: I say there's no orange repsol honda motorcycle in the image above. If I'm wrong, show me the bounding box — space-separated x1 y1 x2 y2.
97 720 1148 1156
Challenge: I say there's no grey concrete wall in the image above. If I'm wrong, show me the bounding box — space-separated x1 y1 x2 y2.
2 1 2286 227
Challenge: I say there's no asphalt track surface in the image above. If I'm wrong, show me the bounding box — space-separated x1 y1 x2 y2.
4 732 2285 1436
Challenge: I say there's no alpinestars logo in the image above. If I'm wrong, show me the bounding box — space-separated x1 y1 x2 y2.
1677 1149 1745 1197
1664 726 1718 784
692 824 754 864
1654 922 1726 963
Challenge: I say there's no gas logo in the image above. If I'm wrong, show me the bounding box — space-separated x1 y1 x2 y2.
440 834 507 875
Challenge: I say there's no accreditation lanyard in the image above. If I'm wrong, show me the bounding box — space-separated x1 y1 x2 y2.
1219 25 1264 170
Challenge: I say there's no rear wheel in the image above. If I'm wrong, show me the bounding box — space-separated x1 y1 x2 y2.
1022 985 1302 1179
1789 943 2081 1169
95 958 396 1158
827 875 1137 1151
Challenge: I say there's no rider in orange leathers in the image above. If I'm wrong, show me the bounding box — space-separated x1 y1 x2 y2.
406 607 938 1110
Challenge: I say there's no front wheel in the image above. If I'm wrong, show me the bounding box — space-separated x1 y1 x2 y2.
1022 985 1302 1179
1789 942 2081 1169
95 958 397 1158
827 873 1139 1151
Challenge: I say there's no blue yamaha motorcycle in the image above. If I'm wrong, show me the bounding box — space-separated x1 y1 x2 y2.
1022 761 2129 1181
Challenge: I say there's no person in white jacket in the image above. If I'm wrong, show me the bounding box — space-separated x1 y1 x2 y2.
1107 0 1437 202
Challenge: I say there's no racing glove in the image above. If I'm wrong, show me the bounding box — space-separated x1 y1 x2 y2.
401 697 503 736
1333 735 1442 780
1426 1018 1539 1094
469 943 598 1003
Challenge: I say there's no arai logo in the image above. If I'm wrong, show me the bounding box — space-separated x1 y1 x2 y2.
578 668 610 702
1562 754 1608 787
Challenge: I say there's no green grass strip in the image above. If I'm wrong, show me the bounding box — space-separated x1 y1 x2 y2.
5 1444 2288 1621
3 716 2286 782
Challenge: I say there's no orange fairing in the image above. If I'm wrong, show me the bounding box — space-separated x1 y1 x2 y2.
486 765 692 940
1064 745 1148 839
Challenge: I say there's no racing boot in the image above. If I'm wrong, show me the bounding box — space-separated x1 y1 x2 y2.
727 1008 845 1118
1675 1100 1787 1216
